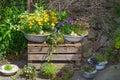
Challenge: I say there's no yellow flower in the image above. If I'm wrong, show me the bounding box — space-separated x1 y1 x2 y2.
29 26 32 29
43 10 47 14
18 7 60 34
52 17 57 23
29 22 33 26
50 11 56 17
40 26 42 28
28 16 33 21
19 15 24 19
35 17 40 22
43 17 49 22
44 19 47 22
51 23 55 27
38 22 42 26
39 18 43 21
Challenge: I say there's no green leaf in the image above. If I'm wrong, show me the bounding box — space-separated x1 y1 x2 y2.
0 37 2 41
0 24 6 27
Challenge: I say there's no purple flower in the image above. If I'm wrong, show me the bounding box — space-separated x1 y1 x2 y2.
56 71 65 77
56 17 75 30
65 17 75 24
57 21 64 28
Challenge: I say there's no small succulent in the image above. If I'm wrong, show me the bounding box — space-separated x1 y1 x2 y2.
22 65 37 79
4 64 13 71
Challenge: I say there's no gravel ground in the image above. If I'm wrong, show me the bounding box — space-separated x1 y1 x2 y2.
0 59 120 80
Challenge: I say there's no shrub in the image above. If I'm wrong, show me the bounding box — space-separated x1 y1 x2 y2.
54 67 74 80
22 65 37 79
40 63 58 79
0 0 26 60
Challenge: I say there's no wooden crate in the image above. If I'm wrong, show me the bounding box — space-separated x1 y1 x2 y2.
27 42 82 70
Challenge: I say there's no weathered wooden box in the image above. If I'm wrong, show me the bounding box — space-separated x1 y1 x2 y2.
27 42 82 70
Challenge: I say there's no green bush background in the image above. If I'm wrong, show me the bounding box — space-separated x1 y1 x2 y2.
0 0 27 60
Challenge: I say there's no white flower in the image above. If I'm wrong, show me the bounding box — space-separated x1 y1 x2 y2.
70 31 78 36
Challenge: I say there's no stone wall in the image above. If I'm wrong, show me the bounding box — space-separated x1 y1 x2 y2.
45 0 115 58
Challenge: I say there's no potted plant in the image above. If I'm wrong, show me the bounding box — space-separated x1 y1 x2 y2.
57 17 89 42
40 62 58 79
54 66 74 80
17 5 64 43
80 65 97 79
95 55 108 70
22 65 37 79
0 63 19 75
87 57 98 66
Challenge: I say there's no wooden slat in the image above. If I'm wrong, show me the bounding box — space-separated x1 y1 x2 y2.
28 47 49 53
27 42 82 70
28 46 81 53
28 54 81 61
28 42 81 47
28 63 74 70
